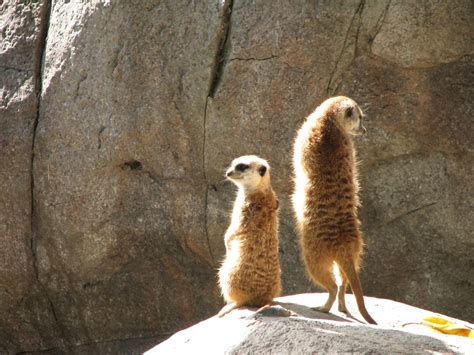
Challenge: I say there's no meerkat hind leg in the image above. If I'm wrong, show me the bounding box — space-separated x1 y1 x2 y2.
337 283 349 313
309 261 338 313
333 262 349 313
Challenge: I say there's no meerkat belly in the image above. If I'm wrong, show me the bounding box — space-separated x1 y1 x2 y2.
221 235 279 295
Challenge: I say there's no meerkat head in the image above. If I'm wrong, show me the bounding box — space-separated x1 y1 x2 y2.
330 96 367 136
225 155 270 192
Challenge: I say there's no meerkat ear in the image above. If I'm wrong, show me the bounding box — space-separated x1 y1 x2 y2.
258 165 267 176
346 106 353 118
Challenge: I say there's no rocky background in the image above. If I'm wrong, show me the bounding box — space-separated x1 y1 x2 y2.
1 0 472 353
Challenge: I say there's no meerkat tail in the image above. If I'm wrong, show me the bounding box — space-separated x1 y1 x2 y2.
217 302 240 317
255 303 274 313
337 260 377 325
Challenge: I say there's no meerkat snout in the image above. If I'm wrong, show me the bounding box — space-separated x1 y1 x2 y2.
226 163 249 178
352 123 367 136
354 117 367 136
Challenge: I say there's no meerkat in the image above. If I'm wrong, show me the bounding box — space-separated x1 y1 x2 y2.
292 96 376 325
218 155 281 317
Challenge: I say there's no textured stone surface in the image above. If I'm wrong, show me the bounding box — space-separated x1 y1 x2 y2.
0 0 473 353
33 0 224 351
0 0 61 352
148 293 474 354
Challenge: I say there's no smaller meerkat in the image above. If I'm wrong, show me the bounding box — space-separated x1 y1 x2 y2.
218 155 281 317
293 96 376 325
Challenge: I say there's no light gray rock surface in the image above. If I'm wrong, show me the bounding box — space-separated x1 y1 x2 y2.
148 293 474 354
0 0 473 353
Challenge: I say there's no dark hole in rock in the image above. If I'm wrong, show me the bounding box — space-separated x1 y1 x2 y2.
122 160 142 170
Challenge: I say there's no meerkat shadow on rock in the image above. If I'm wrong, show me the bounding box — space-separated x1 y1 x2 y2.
272 301 351 322
292 96 376 325
217 155 283 318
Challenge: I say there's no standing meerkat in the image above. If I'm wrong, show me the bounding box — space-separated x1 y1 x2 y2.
292 96 376 325
218 155 281 317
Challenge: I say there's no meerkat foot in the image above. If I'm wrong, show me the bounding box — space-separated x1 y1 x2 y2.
312 305 332 313
311 288 337 313
338 304 349 313
218 302 239 317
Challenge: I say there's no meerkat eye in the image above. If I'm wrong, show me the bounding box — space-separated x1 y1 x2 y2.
258 165 267 176
235 163 249 172
346 107 353 118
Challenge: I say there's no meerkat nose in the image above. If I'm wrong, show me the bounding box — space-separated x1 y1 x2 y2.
226 170 233 177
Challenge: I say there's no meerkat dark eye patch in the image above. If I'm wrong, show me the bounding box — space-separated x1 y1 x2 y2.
346 107 353 118
235 163 249 172
258 165 267 176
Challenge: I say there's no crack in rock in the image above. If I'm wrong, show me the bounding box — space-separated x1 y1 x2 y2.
385 202 438 226
202 97 215 265
202 0 234 266
369 0 391 49
229 55 278 62
207 0 234 99
30 0 68 348
326 0 366 95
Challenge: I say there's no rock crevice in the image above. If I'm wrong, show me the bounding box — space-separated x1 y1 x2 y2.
29 4 64 347
203 0 235 266
30 0 51 282
207 0 234 99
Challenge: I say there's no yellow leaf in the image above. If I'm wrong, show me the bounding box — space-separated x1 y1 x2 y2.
422 316 474 339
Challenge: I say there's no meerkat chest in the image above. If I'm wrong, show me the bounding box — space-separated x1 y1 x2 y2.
242 202 277 233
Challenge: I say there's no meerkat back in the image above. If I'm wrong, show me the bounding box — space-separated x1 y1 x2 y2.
292 96 376 325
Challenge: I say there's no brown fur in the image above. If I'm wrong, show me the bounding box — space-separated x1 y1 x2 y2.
218 156 281 317
292 96 376 324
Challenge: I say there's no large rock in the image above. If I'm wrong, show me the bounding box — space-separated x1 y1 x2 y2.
0 0 472 352
148 293 474 354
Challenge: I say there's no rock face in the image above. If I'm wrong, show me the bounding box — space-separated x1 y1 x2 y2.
0 0 61 351
0 0 472 352
148 294 474 354
34 0 223 350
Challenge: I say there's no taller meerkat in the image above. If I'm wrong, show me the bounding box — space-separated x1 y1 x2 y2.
292 96 376 324
218 155 281 317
